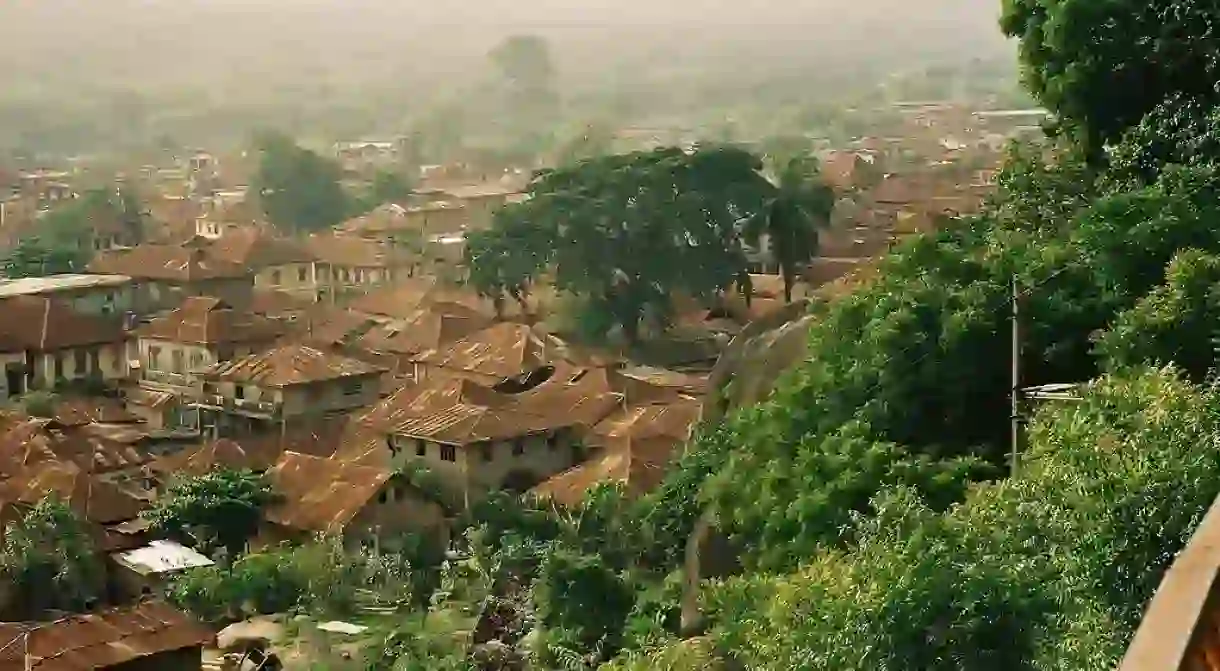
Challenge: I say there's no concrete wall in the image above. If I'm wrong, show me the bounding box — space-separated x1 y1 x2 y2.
389 429 581 492
143 277 253 312
204 373 382 420
32 343 127 389
254 262 322 301
348 481 446 547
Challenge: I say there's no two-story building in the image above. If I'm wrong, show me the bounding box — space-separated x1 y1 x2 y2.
195 343 385 438
353 373 621 498
134 297 283 404
0 296 128 395
0 274 136 317
87 240 255 313
306 233 413 298
204 228 324 302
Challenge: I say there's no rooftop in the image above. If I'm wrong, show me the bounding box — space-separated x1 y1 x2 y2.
416 323 551 380
0 296 126 352
0 274 131 299
0 600 213 670
202 343 386 387
264 451 392 535
135 296 282 346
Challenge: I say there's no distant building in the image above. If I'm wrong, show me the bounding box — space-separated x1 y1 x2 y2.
195 343 385 438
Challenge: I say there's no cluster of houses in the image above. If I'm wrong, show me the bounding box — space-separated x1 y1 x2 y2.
0 107 1030 666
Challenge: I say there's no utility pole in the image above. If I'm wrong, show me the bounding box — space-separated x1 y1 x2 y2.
1010 275 1024 477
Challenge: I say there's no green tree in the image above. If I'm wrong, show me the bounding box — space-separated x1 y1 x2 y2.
746 154 835 302
533 548 634 666
708 369 1220 669
999 0 1220 153
144 469 276 559
1095 249 1220 383
483 146 772 342
1 235 89 278
0 498 106 619
464 209 549 317
252 131 350 232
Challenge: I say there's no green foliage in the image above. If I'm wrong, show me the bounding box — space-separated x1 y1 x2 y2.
0 498 106 619
144 469 276 559
0 186 136 278
1096 249 1220 382
1000 0 1220 153
533 548 634 667
746 154 835 302
18 390 59 418
168 539 419 623
704 420 991 573
253 131 350 232
0 236 91 278
480 146 772 341
708 369 1220 669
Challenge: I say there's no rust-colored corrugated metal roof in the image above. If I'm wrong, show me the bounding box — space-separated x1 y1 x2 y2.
357 372 622 446
87 242 251 281
416 323 550 380
201 343 386 387
0 296 125 352
357 310 491 358
0 463 145 525
0 600 212 671
263 451 391 534
206 228 316 268
136 296 283 346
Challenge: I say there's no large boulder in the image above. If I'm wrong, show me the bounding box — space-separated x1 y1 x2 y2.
702 299 816 425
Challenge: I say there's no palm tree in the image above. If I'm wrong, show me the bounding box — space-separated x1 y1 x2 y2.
747 155 836 302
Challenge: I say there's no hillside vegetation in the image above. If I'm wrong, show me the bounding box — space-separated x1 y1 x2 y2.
125 0 1220 668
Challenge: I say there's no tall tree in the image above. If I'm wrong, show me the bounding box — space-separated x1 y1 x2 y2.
144 470 277 560
252 131 350 233
746 155 835 302
479 146 772 342
1000 0 1220 154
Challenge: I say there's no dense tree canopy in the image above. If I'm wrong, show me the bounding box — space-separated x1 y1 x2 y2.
471 146 775 341
1000 0 1220 154
144 469 276 560
0 498 105 619
252 131 349 232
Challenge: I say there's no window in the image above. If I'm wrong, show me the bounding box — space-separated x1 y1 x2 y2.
203 382 218 395
148 346 162 370
270 270 282 286
440 445 456 462
387 437 400 457
378 489 388 504
546 432 559 449
52 354 63 380
479 442 493 462
171 350 184 373
235 385 246 400
74 349 87 374
341 379 362 396
298 266 308 282
415 440 427 457
511 439 525 456
191 352 203 370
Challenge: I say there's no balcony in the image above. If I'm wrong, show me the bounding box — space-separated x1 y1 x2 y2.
140 369 192 388
1120 495 1220 670
193 394 280 418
